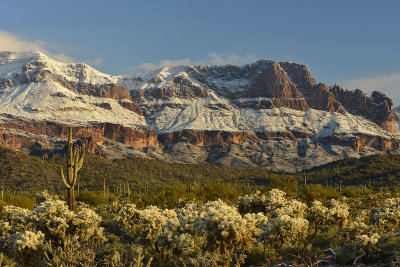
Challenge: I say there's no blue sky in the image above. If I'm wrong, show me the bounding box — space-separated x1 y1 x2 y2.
1 0 400 103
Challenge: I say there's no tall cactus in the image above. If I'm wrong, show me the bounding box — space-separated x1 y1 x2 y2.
59 127 85 211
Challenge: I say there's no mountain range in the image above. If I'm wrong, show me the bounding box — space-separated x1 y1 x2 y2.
0 51 399 172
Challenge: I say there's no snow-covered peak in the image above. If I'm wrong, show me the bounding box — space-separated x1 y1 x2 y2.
0 51 117 85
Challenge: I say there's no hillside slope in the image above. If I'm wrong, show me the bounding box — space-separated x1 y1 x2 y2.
1 146 399 194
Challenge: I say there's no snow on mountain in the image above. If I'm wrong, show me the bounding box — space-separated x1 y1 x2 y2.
0 51 399 171
0 51 144 128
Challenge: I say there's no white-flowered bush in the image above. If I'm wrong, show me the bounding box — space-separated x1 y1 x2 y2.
117 204 178 247
307 200 328 226
0 198 105 265
30 199 75 242
116 203 139 228
7 230 46 265
156 203 198 257
194 199 257 254
136 206 177 245
237 189 287 215
340 209 370 243
262 214 309 250
272 199 307 218
11 230 45 252
372 197 400 231
1 188 399 266
325 198 350 226
356 233 380 246
72 208 105 244
0 206 31 234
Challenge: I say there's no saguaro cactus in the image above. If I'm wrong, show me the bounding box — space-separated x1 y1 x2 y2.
59 127 85 211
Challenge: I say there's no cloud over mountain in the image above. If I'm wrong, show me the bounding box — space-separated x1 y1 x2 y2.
0 30 103 67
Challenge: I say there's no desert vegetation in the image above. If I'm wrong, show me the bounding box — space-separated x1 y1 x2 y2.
1 145 400 265
0 186 400 266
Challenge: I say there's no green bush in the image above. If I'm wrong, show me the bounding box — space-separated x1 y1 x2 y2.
77 190 115 206
0 194 35 209
298 184 341 203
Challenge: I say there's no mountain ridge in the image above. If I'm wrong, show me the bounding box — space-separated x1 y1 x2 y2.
0 51 398 171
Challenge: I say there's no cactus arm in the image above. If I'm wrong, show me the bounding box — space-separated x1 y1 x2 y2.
76 145 85 170
68 127 73 143
68 128 73 166
72 149 79 187
59 166 71 188
73 146 78 166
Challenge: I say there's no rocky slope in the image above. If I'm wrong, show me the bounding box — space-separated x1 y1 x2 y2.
0 51 398 172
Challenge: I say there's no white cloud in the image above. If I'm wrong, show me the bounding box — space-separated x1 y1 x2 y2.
85 58 104 67
139 58 192 70
206 52 256 66
343 72 400 106
136 52 257 71
0 30 103 67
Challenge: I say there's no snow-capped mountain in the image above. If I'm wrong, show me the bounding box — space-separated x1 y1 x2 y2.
0 51 399 171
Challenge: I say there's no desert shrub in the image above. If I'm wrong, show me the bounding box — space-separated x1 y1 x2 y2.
237 189 287 215
341 185 372 198
2 187 400 266
372 197 400 232
44 235 96 266
9 230 46 266
336 243 359 264
77 190 116 206
299 184 341 204
0 196 105 265
194 199 260 254
156 203 200 261
376 235 400 264
1 194 35 210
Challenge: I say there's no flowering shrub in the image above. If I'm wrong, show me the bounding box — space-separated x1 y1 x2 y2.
0 205 31 234
0 198 105 265
262 214 309 252
194 199 258 254
1 189 399 266
237 189 287 215
136 206 177 245
30 199 75 243
356 233 380 246
72 208 105 244
11 230 45 252
116 203 139 228
325 198 350 226
372 197 400 231
9 230 46 266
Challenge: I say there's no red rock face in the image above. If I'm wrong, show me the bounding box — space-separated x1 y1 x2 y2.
138 77 209 100
118 101 143 116
323 134 400 152
249 62 303 99
0 119 158 157
98 84 132 100
78 83 132 101
280 62 395 132
158 130 248 147
279 62 344 113
233 98 309 111
157 129 400 153
330 86 396 133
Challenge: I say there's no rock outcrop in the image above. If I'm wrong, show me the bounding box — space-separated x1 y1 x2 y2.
330 85 395 132
0 118 158 158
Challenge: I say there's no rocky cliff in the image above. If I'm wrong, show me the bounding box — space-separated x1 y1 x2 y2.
0 51 398 171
